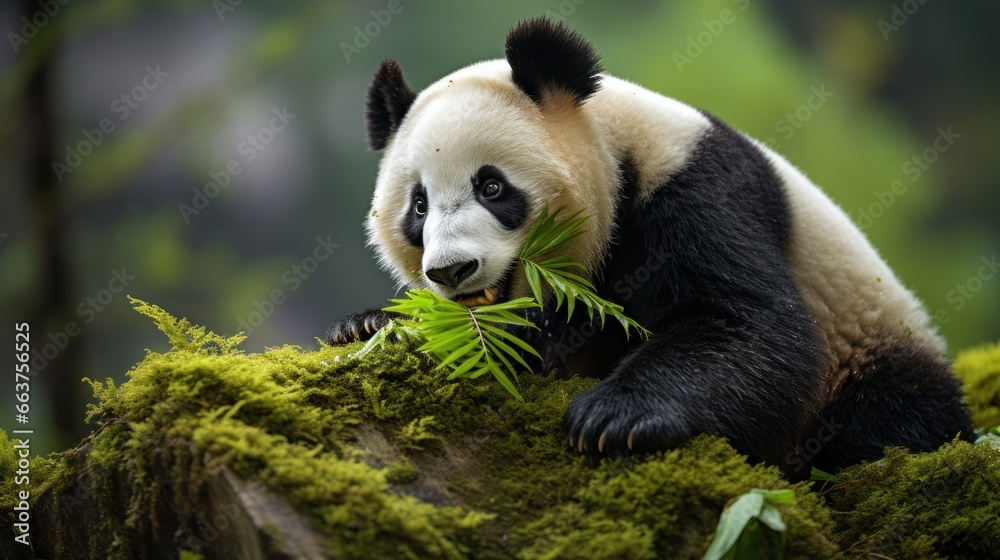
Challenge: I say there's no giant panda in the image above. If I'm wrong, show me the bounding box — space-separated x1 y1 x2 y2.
327 17 973 477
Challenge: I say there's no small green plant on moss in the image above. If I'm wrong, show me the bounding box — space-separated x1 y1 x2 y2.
398 415 443 451
360 207 650 399
975 425 1000 449
809 467 841 484
701 488 795 560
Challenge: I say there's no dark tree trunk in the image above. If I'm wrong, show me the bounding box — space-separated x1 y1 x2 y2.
21 0 86 448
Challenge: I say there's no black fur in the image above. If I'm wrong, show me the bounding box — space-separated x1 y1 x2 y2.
505 18 602 105
366 59 416 151
532 115 972 473
402 183 426 247
519 158 643 379
326 307 396 345
333 24 974 475
473 165 529 230
546 115 824 466
801 342 975 477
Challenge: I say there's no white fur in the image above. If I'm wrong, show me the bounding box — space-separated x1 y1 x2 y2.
366 58 942 390
751 139 946 392
367 60 619 299
367 61 713 299
585 75 712 198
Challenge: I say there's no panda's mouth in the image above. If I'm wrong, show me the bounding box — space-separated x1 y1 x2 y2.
455 264 515 308
457 286 500 307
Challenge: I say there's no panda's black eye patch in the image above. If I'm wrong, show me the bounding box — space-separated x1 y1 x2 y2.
472 165 528 230
402 183 426 248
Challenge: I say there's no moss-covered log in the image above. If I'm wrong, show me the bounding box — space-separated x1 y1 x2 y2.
2 301 999 559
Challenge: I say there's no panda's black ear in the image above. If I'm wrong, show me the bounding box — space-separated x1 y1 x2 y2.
505 18 602 106
366 59 417 151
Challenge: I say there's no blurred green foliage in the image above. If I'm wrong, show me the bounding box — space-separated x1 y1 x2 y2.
0 0 997 452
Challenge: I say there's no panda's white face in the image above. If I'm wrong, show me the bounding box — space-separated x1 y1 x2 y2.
368 64 552 303
366 60 618 305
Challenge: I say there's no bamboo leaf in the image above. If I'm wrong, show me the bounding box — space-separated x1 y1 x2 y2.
480 323 541 358
489 362 522 400
437 337 485 370
480 325 536 370
447 350 486 379
368 205 649 399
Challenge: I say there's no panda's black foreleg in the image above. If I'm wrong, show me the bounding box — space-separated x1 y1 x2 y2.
325 307 397 345
563 310 821 465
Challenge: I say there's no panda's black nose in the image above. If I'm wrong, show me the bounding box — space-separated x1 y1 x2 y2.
426 260 479 289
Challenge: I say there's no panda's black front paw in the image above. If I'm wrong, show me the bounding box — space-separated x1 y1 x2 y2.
325 308 394 345
564 378 695 455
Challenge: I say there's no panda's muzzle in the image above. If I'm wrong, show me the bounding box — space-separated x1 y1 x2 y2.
426 260 479 290
425 259 499 306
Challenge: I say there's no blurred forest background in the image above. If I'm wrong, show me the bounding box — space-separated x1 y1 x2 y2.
1 0 997 454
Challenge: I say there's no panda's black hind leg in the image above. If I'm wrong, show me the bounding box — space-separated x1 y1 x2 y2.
806 343 975 475
326 307 396 345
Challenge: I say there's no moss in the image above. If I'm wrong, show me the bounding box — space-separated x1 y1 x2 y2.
516 436 840 560
398 416 443 451
953 339 1000 429
829 439 1000 559
0 429 71 558
7 299 1000 559
384 459 420 485
77 299 492 559
0 431 64 512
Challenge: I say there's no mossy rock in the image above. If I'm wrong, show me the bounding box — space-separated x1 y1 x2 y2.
954 340 1000 429
829 439 1000 560
0 302 998 559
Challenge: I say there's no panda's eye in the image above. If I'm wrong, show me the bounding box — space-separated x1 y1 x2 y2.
413 197 426 216
482 179 503 199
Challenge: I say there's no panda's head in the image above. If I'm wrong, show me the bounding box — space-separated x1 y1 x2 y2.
365 18 618 305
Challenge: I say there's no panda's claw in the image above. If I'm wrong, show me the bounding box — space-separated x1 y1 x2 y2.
326 308 395 345
564 375 695 457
